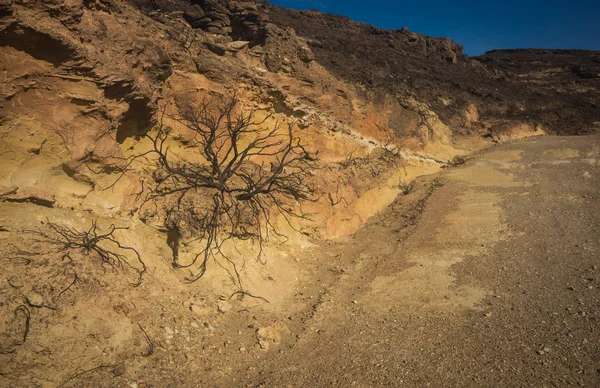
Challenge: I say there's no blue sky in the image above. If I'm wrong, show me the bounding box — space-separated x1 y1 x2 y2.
269 0 600 56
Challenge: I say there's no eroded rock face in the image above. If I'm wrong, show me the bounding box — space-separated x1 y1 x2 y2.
1 0 596 237
0 0 435 224
264 4 600 135
474 49 600 134
0 1 598 386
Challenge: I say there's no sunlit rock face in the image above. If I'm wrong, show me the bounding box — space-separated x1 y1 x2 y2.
1 0 596 241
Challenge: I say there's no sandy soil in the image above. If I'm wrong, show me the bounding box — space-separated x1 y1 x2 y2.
1 135 599 387
236 135 600 387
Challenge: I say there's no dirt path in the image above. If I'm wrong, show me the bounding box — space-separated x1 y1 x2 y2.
233 136 600 387
3 136 599 387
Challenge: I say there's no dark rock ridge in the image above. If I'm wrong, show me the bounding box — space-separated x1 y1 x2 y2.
124 0 599 135
263 5 600 135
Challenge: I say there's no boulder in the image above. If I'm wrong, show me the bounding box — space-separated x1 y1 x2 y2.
298 46 314 63
228 40 249 51
182 4 205 24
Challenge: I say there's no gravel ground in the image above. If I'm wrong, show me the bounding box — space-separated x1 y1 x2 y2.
234 136 600 387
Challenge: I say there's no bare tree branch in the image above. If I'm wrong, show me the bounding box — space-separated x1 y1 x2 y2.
21 219 146 287
108 92 317 294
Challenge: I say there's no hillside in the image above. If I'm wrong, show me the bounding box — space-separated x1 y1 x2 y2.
0 0 599 386
266 5 600 135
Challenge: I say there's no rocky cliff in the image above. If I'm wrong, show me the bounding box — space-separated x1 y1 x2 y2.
0 0 599 385
266 5 600 135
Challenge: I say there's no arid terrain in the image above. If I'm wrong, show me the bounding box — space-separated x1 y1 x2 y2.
1 0 599 387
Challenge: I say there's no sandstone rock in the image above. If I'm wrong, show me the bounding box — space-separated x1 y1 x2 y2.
152 168 169 183
230 2 258 13
452 155 466 165
26 292 45 307
182 4 204 24
228 41 249 51
256 325 284 345
206 11 230 23
0 186 18 197
1 187 56 207
207 4 231 17
298 46 314 63
206 26 228 36
207 20 227 29
216 301 232 313
257 338 269 350
204 41 227 55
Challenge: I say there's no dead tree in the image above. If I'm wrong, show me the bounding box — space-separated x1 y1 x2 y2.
20 220 146 287
127 92 316 286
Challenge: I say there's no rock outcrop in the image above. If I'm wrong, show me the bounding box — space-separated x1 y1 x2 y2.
0 2 598 385
265 5 600 135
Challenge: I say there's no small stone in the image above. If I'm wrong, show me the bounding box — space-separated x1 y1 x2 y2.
258 339 269 350
152 169 169 183
190 322 199 328
537 347 551 355
113 365 126 376
239 347 246 352
484 312 492 318
217 301 232 314
164 327 174 335
352 300 358 304
27 292 44 307
182 300 192 308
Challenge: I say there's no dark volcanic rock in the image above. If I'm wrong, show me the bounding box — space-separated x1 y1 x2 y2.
263 4 600 135
475 49 600 134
